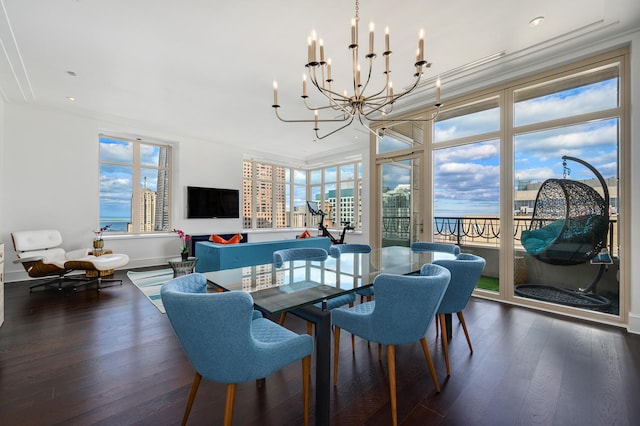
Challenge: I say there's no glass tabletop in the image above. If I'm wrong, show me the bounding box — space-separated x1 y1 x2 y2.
203 246 455 315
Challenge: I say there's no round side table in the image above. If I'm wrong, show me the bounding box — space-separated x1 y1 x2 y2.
168 257 199 278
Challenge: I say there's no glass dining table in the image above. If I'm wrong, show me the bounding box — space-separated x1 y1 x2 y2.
202 245 455 425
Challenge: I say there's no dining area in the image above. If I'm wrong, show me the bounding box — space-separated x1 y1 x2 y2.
2 253 638 425
161 243 485 426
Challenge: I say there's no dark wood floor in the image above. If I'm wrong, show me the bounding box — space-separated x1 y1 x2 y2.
1 269 639 426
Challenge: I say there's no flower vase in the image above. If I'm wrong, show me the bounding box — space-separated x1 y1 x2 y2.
181 252 189 261
93 239 104 251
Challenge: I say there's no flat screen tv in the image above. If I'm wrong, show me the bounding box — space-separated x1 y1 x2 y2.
187 186 240 219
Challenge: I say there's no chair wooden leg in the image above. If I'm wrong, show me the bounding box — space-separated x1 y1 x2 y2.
457 311 473 353
378 343 382 361
306 321 313 336
351 333 355 352
302 355 311 426
420 337 441 393
223 383 237 426
278 312 287 325
439 314 451 376
387 345 398 426
333 327 341 385
435 313 440 336
181 372 202 426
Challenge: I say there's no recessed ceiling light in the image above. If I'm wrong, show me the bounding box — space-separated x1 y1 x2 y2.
66 70 77 76
529 16 545 27
66 96 76 101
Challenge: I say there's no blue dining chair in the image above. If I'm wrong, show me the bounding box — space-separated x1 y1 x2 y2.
331 266 451 426
161 273 314 426
274 247 356 333
411 241 461 256
329 243 374 301
422 253 486 376
329 243 375 349
273 247 329 267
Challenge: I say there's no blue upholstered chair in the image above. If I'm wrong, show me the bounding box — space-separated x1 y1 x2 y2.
329 243 374 301
422 253 486 375
411 241 461 256
331 266 451 426
273 247 329 267
161 273 314 426
274 247 356 333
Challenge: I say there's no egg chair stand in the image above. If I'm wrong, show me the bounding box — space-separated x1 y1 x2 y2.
515 156 611 309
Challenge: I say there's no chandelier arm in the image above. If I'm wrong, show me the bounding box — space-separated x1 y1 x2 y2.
356 113 384 138
303 98 351 112
368 69 424 105
307 76 359 118
308 68 352 112
315 115 358 140
367 108 440 123
274 107 352 123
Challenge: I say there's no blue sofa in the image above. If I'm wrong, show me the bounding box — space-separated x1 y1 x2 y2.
195 237 332 272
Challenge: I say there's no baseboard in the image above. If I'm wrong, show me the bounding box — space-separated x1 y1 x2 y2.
627 312 640 334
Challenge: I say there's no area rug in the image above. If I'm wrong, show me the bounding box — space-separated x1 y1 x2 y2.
127 269 174 313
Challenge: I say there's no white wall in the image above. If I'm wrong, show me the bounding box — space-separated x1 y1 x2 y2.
0 98 4 236
626 33 640 334
1 103 250 280
1 103 370 282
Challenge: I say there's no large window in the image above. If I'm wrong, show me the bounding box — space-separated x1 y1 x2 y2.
371 48 628 324
243 160 362 230
309 162 363 231
243 161 296 229
99 135 172 233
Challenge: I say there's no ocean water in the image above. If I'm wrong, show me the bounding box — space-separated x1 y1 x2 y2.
100 218 130 233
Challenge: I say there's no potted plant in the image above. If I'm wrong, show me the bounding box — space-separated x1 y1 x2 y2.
173 229 191 260
93 225 110 251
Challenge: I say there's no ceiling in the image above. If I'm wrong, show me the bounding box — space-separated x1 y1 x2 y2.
1 0 638 163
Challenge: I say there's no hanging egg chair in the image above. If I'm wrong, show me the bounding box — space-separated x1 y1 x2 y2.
516 156 611 308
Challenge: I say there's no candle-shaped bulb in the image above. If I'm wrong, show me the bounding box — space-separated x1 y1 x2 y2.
385 26 390 52
369 22 375 55
418 29 424 62
311 30 317 63
319 39 325 63
303 74 307 97
435 78 441 104
273 81 278 105
327 58 332 80
351 18 357 46
314 110 319 129
356 64 361 86
308 36 313 64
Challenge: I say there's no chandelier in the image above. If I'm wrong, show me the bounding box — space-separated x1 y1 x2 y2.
272 0 442 140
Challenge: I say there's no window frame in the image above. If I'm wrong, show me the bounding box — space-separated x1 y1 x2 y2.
99 133 173 234
243 159 362 231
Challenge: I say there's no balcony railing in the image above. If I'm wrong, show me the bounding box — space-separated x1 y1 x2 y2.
381 216 619 257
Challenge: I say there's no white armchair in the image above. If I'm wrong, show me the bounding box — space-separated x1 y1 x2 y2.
12 229 129 292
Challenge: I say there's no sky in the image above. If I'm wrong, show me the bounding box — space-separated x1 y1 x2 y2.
99 136 162 219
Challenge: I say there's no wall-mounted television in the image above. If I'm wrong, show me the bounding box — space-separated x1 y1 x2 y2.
187 186 240 219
